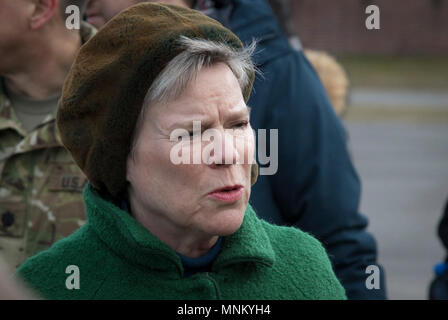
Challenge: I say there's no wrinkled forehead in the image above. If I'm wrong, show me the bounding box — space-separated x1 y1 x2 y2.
147 95 249 134
145 64 248 128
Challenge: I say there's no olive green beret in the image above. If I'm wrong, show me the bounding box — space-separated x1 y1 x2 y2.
57 3 256 198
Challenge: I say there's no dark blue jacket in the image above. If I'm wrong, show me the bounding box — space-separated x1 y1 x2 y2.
215 0 387 299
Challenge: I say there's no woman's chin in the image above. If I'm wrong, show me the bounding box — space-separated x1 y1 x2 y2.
205 208 246 236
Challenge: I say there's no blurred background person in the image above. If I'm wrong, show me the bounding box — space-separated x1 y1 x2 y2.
0 258 35 299
438 198 448 262
284 0 448 299
267 0 302 50
429 197 448 299
0 0 93 270
84 0 386 299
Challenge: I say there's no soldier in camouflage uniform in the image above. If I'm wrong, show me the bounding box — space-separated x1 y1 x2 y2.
0 0 94 269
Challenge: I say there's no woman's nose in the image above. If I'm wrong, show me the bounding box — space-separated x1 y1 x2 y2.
206 130 240 166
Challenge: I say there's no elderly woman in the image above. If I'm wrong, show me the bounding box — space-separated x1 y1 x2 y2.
17 3 346 300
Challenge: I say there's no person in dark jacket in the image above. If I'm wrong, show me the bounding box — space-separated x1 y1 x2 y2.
84 0 386 300
200 0 387 299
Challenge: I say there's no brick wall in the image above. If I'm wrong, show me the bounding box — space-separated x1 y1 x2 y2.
285 0 448 55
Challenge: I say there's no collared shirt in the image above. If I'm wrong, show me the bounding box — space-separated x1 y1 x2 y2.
177 237 223 277
0 22 96 269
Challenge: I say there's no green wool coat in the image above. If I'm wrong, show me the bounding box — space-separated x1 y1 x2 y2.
17 184 346 300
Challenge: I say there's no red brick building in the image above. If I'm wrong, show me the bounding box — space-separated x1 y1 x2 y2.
270 0 448 55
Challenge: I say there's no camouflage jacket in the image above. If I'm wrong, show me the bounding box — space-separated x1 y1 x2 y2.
0 23 96 269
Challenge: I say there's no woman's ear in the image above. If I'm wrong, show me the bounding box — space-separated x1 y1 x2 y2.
126 148 137 183
126 154 133 182
29 0 58 30
251 163 258 186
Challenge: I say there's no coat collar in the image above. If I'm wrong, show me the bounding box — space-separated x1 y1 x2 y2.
84 184 275 279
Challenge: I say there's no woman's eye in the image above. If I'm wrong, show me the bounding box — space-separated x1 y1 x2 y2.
233 121 249 129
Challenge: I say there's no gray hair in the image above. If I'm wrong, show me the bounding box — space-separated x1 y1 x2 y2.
144 36 256 106
131 36 257 154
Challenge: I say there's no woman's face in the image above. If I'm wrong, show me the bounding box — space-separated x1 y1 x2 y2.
127 63 255 239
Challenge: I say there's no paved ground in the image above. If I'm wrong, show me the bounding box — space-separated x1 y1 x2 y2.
344 89 448 300
350 89 448 108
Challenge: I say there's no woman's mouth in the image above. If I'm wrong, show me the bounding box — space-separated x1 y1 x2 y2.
208 185 244 203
